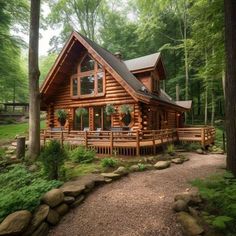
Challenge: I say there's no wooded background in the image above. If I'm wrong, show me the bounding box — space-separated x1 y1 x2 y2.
0 0 224 125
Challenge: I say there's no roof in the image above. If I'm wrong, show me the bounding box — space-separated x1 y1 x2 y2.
124 53 161 72
41 31 190 111
175 101 192 110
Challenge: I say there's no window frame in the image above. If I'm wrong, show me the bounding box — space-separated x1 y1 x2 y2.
70 53 105 99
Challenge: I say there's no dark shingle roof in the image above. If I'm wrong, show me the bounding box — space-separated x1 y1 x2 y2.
124 53 160 72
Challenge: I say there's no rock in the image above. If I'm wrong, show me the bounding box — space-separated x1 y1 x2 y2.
172 158 184 164
196 149 204 154
113 166 129 176
145 164 154 170
0 210 32 235
64 196 75 205
173 200 188 212
70 195 85 208
55 203 69 216
83 181 95 193
154 161 171 170
177 212 204 235
5 150 14 155
181 156 190 162
129 165 139 172
174 193 192 204
101 173 121 180
105 178 113 183
61 184 85 197
188 207 200 218
147 156 155 163
11 142 17 147
28 164 39 172
7 146 16 150
42 189 64 208
25 204 49 235
31 222 49 236
46 209 60 225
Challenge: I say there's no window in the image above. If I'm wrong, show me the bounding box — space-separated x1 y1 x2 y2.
122 113 132 126
71 54 104 98
74 108 89 130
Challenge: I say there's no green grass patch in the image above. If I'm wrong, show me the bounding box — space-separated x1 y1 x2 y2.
0 164 62 222
0 120 45 143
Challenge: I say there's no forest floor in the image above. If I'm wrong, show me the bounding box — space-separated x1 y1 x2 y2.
49 152 225 236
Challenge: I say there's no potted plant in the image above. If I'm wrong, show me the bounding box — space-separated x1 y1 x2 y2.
119 104 133 115
105 104 115 116
76 108 88 117
56 109 68 127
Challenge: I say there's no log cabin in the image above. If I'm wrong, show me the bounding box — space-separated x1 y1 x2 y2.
40 31 215 155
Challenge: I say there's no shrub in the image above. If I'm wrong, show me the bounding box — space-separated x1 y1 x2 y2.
166 144 175 155
138 163 146 171
192 172 236 234
40 140 67 180
70 146 95 164
101 158 118 168
180 142 202 151
0 165 61 222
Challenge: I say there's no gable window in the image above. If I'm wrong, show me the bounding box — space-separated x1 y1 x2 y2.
71 54 104 98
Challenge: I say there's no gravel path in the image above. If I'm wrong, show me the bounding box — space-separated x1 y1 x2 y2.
49 153 225 236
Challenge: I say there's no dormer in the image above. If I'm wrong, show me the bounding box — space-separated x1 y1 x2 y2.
124 52 166 96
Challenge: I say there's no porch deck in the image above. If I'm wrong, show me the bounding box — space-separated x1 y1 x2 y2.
40 126 215 156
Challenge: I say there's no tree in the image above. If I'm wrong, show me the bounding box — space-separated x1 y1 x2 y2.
28 0 41 159
224 0 236 175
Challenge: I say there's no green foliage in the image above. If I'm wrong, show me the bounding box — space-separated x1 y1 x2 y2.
179 142 202 151
105 104 115 116
166 144 175 155
0 165 61 222
40 140 68 180
138 163 146 171
56 109 68 126
101 158 118 168
76 108 88 117
192 172 236 234
119 104 133 115
70 146 95 164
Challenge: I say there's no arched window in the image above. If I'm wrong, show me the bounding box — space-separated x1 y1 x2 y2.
71 54 104 98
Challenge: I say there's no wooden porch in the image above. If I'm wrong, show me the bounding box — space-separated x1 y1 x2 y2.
40 126 215 156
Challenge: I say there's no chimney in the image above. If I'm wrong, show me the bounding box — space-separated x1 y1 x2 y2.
114 52 122 60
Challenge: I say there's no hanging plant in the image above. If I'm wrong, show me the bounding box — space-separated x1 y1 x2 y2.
105 104 115 116
76 108 88 117
56 109 68 127
119 104 133 115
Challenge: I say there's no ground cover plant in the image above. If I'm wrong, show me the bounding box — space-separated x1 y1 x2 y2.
70 146 96 164
0 164 62 222
101 157 118 168
192 172 236 235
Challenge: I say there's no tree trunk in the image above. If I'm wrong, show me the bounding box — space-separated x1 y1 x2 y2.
28 0 41 159
204 86 208 125
225 0 236 175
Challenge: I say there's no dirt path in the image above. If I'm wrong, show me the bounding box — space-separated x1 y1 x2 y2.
49 153 225 236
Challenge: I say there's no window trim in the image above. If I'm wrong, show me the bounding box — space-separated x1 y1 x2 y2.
70 53 105 99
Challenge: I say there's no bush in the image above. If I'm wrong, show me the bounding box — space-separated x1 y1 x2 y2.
138 163 146 171
166 144 175 155
40 140 67 180
192 172 236 234
0 165 61 222
180 142 202 151
70 146 95 164
101 158 118 168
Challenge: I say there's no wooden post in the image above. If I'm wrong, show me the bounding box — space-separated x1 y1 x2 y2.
84 131 88 148
201 128 205 147
110 131 113 155
152 131 155 154
136 130 140 156
16 136 26 159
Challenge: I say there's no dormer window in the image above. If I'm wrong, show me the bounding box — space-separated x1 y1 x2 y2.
71 54 105 98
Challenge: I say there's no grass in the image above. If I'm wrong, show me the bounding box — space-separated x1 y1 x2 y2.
0 120 45 144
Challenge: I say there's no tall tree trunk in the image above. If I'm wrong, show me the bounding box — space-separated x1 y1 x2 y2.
204 85 208 125
197 82 201 116
224 0 236 175
28 0 41 159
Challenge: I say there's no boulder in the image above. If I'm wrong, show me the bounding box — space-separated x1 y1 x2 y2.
105 178 113 183
175 193 202 206
83 181 95 193
145 164 154 170
181 156 190 162
25 204 49 235
42 189 64 208
0 210 32 236
196 149 204 154
46 209 60 225
64 196 75 205
129 165 139 172
70 195 85 208
173 200 188 212
171 158 184 164
61 185 85 197
101 173 121 180
174 193 192 204
55 203 69 216
31 222 49 236
177 212 204 235
113 166 129 176
154 161 171 170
